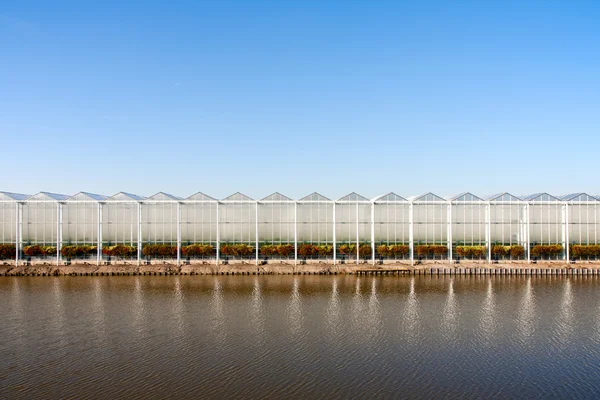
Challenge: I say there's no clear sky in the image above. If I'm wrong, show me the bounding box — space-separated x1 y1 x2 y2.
1 1 599 200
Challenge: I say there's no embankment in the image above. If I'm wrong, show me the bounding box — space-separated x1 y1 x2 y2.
1 261 600 276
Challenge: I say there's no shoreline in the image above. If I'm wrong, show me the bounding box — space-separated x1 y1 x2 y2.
2 261 600 277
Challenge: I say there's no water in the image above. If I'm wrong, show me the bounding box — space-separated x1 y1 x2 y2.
2 275 600 399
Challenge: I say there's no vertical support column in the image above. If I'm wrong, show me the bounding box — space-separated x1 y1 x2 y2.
525 203 531 263
15 202 20 266
486 202 491 263
409 202 414 265
564 202 569 261
332 202 336 265
216 202 220 266
356 202 360 264
177 202 181 266
371 201 375 265
56 202 62 266
294 202 298 265
447 201 452 264
137 202 142 266
255 201 259 266
97 202 102 266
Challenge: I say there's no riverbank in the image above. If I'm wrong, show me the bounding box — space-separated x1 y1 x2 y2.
2 261 600 276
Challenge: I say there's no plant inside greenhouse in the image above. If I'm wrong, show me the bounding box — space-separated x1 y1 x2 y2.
0 244 16 259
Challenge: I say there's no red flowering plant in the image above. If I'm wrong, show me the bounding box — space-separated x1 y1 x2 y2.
389 245 409 257
142 244 177 258
359 244 372 259
182 244 214 258
276 244 294 258
103 245 137 258
298 244 317 258
0 244 16 259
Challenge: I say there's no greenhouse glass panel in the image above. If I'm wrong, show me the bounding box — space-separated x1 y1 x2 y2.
102 193 140 246
181 193 217 245
488 193 525 259
412 193 448 246
258 193 294 244
297 193 333 245
141 193 180 245
62 193 104 245
22 193 66 246
220 193 256 244
565 194 600 257
526 193 564 259
451 193 486 245
373 193 410 261
0 192 22 245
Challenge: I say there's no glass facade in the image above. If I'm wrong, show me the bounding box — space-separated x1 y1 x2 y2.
2 190 600 263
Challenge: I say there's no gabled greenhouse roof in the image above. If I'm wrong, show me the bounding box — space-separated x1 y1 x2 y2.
148 192 182 201
373 192 408 202
0 191 30 201
337 192 369 202
560 193 598 202
28 192 70 201
411 192 446 202
299 192 331 202
223 192 253 201
523 193 560 202
449 192 484 202
486 192 523 202
185 192 216 201
261 192 293 202
108 192 145 201
67 192 108 201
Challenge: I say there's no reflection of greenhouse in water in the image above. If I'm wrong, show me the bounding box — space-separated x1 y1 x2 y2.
1 190 599 265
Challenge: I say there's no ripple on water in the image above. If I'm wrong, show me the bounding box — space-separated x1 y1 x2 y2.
1 275 600 399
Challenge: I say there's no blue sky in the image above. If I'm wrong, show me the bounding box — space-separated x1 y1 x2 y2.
1 1 599 200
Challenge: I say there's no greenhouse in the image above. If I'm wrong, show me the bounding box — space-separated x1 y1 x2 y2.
1 190 600 265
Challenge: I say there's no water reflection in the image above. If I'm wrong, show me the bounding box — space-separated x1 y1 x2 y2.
50 278 68 349
401 277 420 344
516 278 536 344
365 279 383 342
324 277 341 338
478 279 496 344
172 277 185 338
288 277 303 336
91 278 108 343
441 279 459 341
210 277 226 345
555 279 574 343
3 275 600 399
131 277 146 338
249 277 265 347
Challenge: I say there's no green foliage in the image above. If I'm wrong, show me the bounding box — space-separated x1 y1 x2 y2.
316 245 333 257
181 244 214 257
102 245 137 258
0 244 16 259
531 244 563 258
61 245 97 258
